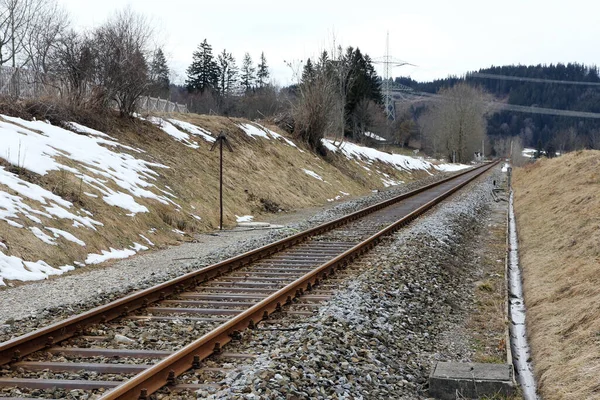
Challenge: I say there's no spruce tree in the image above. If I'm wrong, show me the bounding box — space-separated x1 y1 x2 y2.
301 58 315 84
217 49 238 96
149 48 170 98
256 52 269 88
186 39 218 93
240 52 255 93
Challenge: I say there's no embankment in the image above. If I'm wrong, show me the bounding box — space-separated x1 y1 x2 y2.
513 150 600 399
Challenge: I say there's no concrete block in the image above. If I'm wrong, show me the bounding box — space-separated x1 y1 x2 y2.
429 362 514 399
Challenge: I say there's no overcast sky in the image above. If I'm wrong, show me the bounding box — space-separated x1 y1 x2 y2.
58 0 598 86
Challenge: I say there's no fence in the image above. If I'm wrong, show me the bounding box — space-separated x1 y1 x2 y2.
0 66 188 114
0 66 61 99
137 96 188 114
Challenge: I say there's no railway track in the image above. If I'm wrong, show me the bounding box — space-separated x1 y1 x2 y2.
0 161 498 399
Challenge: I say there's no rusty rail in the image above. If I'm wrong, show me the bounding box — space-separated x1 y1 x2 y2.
0 163 491 367
99 161 498 399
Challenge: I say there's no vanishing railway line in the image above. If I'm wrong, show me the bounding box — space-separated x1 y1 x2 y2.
0 161 498 400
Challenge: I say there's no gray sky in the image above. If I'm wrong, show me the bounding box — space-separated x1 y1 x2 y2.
59 0 599 86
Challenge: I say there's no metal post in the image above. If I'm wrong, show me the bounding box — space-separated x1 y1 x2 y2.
210 132 233 231
219 137 223 230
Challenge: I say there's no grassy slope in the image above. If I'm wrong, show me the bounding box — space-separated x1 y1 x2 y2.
0 112 434 284
513 150 600 399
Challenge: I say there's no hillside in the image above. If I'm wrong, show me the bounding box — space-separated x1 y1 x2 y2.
0 109 460 287
396 63 600 150
513 150 600 399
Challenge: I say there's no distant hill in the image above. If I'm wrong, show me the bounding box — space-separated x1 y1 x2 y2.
395 63 600 151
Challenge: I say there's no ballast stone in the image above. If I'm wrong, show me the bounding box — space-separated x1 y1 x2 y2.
429 361 515 399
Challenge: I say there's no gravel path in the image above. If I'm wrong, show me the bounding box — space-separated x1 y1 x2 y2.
184 167 504 399
0 171 457 342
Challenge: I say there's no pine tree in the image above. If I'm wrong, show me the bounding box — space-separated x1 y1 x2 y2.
149 48 170 98
256 52 269 88
301 58 315 84
240 52 255 93
186 39 218 93
217 49 238 96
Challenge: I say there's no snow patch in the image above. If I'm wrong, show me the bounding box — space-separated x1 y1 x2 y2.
0 115 175 215
29 227 56 245
85 248 137 265
238 123 299 148
0 251 72 285
322 139 433 173
168 119 216 143
46 227 86 246
302 169 325 181
148 117 199 149
236 215 254 223
364 131 386 141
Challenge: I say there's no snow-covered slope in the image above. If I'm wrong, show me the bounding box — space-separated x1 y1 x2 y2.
0 115 468 286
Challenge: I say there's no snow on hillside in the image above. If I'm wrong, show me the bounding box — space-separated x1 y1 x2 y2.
0 115 211 284
322 139 469 185
239 123 298 148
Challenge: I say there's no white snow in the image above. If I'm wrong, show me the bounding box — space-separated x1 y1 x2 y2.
0 168 101 230
46 227 86 246
434 163 471 172
239 123 270 139
322 139 471 175
29 227 57 245
66 122 112 138
502 163 510 173
302 169 325 181
148 117 199 149
168 119 216 143
191 214 202 221
85 248 137 265
322 139 433 172
0 251 74 286
139 234 154 246
522 148 536 158
131 242 148 252
238 123 299 148
364 131 386 141
0 115 174 215
103 192 149 214
236 215 254 223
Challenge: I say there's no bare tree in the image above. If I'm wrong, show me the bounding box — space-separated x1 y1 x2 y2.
22 0 69 76
330 45 355 145
91 8 153 116
49 30 94 104
0 0 44 67
420 83 490 163
293 69 337 150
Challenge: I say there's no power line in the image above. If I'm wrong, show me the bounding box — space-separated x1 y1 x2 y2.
469 72 600 86
393 90 600 119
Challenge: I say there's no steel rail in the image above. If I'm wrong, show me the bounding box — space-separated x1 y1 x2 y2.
0 163 490 366
100 161 498 400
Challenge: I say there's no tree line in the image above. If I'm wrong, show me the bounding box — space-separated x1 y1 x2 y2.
178 38 278 118
0 1 171 116
395 63 600 154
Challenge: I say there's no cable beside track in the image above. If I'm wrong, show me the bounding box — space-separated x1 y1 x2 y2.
0 161 498 400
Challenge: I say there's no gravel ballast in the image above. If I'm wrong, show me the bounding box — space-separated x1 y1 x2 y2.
183 168 505 399
0 171 459 342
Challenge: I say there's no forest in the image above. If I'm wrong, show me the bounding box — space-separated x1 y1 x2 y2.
395 63 600 152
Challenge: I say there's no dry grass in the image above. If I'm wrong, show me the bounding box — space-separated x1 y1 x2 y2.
513 150 600 400
467 193 509 366
0 111 436 282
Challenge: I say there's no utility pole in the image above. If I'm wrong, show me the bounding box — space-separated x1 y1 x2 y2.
210 132 233 230
373 32 415 121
